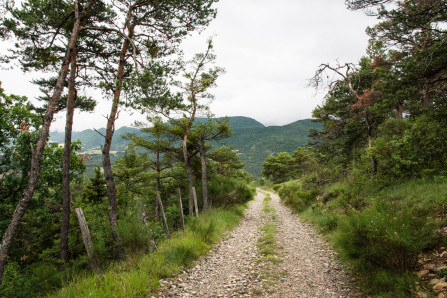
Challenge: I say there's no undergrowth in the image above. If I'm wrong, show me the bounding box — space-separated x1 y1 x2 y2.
48 204 247 297
277 176 447 297
257 194 280 263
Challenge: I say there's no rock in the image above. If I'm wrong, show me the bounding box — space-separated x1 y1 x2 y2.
433 282 447 293
430 278 443 286
432 266 447 273
418 270 430 278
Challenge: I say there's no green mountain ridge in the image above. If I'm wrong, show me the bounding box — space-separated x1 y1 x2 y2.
50 116 320 176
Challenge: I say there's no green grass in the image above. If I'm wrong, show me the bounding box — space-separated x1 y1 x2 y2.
257 195 281 263
48 205 247 297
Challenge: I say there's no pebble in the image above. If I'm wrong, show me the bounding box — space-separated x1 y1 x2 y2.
158 190 361 297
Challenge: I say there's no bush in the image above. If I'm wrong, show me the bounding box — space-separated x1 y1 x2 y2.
278 181 319 212
334 199 434 273
208 176 255 207
272 184 281 192
189 217 217 244
117 212 153 255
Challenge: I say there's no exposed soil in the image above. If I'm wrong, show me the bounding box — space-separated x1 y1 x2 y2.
158 189 361 297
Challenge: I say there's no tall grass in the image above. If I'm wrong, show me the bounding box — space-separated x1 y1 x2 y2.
277 176 447 296
49 205 247 297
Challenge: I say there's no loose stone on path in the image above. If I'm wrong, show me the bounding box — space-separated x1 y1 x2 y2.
158 190 361 297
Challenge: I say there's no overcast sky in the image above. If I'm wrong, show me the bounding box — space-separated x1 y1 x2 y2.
0 0 377 132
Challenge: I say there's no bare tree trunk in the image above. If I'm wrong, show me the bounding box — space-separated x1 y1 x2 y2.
177 188 185 232
74 208 100 273
199 142 208 213
60 47 78 263
396 101 403 120
192 187 199 217
366 114 377 176
156 193 170 239
155 147 161 221
182 135 194 216
101 25 135 261
371 154 377 176
0 0 95 285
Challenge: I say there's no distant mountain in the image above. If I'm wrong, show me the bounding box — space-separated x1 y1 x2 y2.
49 116 320 177
224 119 321 176
50 126 143 153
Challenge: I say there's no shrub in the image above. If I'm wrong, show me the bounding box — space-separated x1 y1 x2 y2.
208 176 255 207
272 184 281 192
334 199 434 273
278 181 319 212
117 212 153 255
189 217 217 244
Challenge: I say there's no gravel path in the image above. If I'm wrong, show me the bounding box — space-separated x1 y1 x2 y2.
158 189 361 297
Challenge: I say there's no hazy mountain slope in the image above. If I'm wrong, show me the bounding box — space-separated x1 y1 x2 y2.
224 119 320 176
49 117 320 177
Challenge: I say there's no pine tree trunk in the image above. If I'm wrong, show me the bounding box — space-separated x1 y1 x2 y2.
199 142 208 213
396 101 403 120
177 188 185 232
192 187 199 217
0 0 95 285
60 47 78 263
182 135 194 216
156 193 170 239
101 25 135 261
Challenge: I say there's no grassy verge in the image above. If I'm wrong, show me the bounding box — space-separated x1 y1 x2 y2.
48 205 247 297
257 195 279 261
277 177 447 297
252 194 285 295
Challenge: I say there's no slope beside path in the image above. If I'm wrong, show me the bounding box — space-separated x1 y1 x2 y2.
159 189 361 297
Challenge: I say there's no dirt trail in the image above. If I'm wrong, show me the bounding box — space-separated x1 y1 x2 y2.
159 189 360 297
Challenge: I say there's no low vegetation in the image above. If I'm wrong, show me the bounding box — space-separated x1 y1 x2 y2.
276 176 447 296
257 195 279 261
50 205 248 297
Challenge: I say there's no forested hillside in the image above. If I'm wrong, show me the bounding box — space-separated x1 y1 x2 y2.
49 117 319 176
226 119 320 175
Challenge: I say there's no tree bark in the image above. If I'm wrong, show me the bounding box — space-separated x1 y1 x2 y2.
199 142 208 213
192 186 199 218
101 24 135 261
74 208 100 273
156 193 170 239
0 0 95 285
396 101 403 120
366 113 377 176
182 135 194 216
177 188 185 232
60 47 78 263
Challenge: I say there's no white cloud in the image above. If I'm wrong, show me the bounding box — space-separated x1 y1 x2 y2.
0 0 377 131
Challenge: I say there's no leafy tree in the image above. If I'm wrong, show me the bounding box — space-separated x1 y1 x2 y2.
262 152 295 184
133 40 224 216
0 83 40 150
80 0 219 257
189 117 232 212
83 166 108 205
172 41 224 216
0 0 96 283
209 146 245 178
